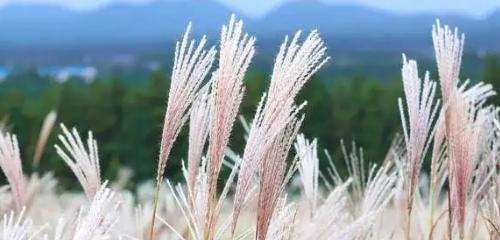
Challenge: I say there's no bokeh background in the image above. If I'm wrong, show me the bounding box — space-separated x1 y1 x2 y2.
1 0 500 189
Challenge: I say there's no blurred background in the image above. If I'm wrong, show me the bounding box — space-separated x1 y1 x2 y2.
1 0 500 189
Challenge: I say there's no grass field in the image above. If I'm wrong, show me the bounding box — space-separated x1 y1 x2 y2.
0 16 498 240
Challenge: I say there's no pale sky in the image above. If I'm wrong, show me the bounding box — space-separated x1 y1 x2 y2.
0 0 154 10
0 0 498 18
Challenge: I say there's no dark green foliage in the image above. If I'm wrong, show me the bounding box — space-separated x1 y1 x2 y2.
482 55 500 106
0 65 433 189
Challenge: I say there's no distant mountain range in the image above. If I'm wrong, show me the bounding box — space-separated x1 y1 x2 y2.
0 0 499 55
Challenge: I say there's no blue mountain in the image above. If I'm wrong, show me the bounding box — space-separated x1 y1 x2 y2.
0 0 498 52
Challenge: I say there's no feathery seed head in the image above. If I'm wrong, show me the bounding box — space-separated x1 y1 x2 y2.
432 19 464 102
398 55 440 213
294 134 319 216
204 15 255 238
0 132 26 211
157 23 217 183
33 110 57 167
233 30 329 232
73 182 120 240
2 208 32 240
55 124 101 198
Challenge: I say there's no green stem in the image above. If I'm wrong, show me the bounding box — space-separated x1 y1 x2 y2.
149 183 161 240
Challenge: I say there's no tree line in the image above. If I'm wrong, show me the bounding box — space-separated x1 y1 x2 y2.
1 55 499 190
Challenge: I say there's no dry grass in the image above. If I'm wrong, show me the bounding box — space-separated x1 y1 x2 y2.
0 16 498 240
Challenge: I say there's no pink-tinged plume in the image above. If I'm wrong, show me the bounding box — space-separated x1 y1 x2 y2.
0 132 26 211
398 55 440 238
55 124 101 198
204 15 255 239
232 30 329 233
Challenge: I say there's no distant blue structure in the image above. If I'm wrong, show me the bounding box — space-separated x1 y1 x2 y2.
38 65 97 83
0 67 11 82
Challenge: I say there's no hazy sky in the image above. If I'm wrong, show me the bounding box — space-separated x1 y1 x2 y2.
0 0 498 18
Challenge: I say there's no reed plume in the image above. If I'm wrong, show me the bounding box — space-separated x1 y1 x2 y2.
398 54 440 239
204 15 255 239
73 182 120 240
187 89 210 196
427 109 448 238
0 132 26 211
156 23 216 185
232 30 329 233
1 208 31 240
433 20 496 239
33 110 57 168
150 22 216 239
55 124 101 198
256 114 303 240
295 134 319 217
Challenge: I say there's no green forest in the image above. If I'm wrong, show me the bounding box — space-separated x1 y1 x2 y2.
1 55 500 190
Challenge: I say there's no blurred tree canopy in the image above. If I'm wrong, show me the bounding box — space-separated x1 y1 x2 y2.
0 65 421 190
482 55 500 106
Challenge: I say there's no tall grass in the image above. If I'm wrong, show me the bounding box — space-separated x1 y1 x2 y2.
0 16 498 240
